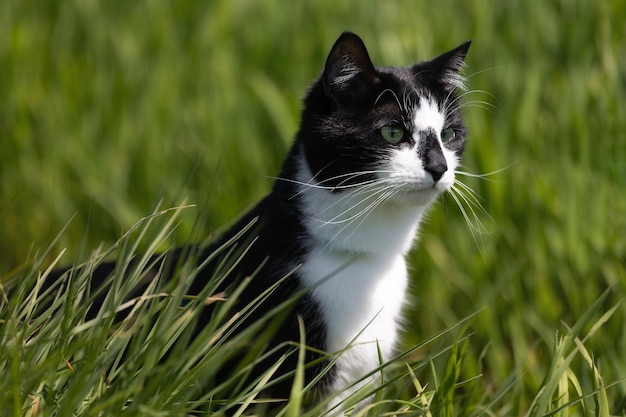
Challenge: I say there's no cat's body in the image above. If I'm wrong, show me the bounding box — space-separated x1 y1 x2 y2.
46 32 471 413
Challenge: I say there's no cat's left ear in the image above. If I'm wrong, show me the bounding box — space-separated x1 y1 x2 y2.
418 40 471 92
323 32 379 102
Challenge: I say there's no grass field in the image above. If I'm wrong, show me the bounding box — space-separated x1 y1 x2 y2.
1 0 625 415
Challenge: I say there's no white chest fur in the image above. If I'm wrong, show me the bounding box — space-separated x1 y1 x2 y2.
295 154 428 408
299 247 409 408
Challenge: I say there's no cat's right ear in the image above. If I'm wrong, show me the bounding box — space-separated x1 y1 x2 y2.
418 40 471 92
323 32 379 101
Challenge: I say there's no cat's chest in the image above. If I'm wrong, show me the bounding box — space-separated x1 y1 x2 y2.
299 248 408 362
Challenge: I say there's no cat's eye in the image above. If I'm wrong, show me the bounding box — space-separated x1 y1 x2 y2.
380 126 405 144
441 128 456 143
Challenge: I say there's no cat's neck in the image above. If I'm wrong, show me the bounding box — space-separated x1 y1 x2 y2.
291 143 429 257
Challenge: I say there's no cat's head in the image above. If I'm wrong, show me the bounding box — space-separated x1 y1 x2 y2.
297 32 470 208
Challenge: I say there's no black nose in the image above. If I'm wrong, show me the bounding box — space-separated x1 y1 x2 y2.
425 156 447 182
419 130 448 182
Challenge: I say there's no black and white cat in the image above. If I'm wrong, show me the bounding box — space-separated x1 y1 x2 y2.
49 32 471 413
275 32 471 410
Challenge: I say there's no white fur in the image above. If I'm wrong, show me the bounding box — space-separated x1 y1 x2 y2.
295 97 456 412
412 98 445 132
332 62 361 87
299 248 409 411
441 62 468 91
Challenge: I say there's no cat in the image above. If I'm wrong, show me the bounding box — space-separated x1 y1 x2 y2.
43 32 471 414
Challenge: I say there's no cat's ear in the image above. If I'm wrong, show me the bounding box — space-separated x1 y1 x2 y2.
418 40 471 91
323 32 379 101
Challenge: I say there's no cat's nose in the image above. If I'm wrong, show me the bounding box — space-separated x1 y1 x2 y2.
425 159 447 182
419 130 448 182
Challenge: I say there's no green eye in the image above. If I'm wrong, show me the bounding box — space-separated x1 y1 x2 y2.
441 128 456 143
380 126 405 144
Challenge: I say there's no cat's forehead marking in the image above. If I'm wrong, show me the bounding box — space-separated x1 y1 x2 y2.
411 97 444 134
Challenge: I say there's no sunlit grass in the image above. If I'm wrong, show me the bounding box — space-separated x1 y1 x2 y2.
2 218 620 415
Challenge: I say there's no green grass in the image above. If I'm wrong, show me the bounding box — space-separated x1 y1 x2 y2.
1 0 625 415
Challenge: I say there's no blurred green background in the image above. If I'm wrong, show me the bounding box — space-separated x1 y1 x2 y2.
1 0 625 412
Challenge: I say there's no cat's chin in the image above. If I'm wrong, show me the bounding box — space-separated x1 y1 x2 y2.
392 186 442 206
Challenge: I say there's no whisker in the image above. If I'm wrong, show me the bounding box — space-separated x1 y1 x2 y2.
312 186 383 223
325 185 402 249
316 190 387 251
451 183 491 233
456 88 497 101
374 88 403 113
402 86 418 115
343 186 403 242
464 65 511 80
442 88 498 116
447 186 487 251
303 175 399 221
311 180 396 225
269 169 396 191
323 180 394 213
455 164 513 183
457 100 498 114
457 163 514 176
453 181 492 221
